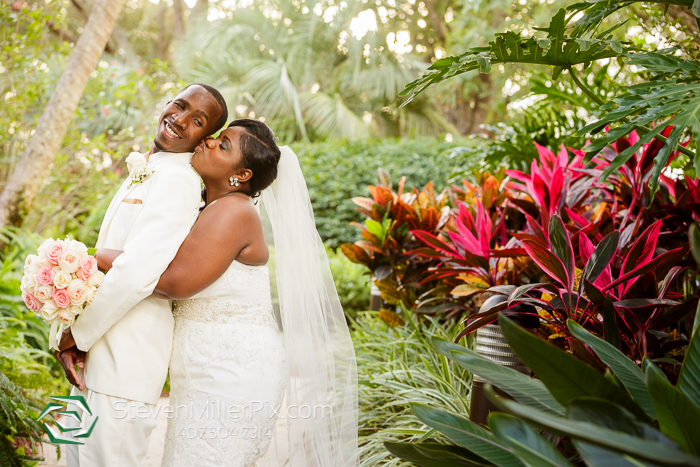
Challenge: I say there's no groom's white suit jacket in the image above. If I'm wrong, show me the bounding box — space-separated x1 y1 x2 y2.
71 151 201 405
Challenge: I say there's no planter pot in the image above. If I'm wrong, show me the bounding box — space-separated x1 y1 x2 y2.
369 279 383 311
468 294 536 426
470 322 530 426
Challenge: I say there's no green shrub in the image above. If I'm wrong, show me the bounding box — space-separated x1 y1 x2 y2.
326 248 370 318
296 137 475 249
351 309 472 466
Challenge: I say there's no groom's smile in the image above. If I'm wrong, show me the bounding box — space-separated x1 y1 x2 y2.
163 120 183 139
153 84 224 154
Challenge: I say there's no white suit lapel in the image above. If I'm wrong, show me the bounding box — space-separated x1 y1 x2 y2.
95 180 138 248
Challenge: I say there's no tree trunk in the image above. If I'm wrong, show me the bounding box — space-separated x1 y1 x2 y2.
156 0 172 60
667 5 699 34
71 0 138 64
173 0 186 38
0 0 127 229
191 0 209 23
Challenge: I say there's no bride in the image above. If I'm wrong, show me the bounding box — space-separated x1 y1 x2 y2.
99 119 358 466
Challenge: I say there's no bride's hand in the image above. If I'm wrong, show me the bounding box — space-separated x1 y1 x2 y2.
95 248 123 272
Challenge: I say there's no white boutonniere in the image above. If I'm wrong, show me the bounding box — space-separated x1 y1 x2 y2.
126 152 155 186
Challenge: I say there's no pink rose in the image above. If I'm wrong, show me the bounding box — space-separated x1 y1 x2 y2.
52 288 71 308
79 256 98 279
36 266 55 285
58 251 81 274
22 292 42 313
45 240 67 265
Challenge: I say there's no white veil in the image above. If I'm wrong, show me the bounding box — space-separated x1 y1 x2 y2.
261 146 359 466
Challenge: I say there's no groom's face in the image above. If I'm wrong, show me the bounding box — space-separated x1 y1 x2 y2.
153 85 223 154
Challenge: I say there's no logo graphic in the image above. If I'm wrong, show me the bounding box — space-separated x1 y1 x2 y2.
36 396 98 445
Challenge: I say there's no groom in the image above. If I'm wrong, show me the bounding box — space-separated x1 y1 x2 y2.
55 84 228 466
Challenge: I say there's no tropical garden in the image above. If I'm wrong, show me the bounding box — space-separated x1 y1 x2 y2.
1 0 700 464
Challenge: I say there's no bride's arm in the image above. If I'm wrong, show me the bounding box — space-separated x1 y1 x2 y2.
95 249 123 272
153 196 265 300
94 249 179 300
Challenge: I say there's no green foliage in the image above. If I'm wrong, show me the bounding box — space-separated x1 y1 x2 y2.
431 337 565 416
0 1 70 152
2 2 185 242
177 0 455 141
352 309 472 466
296 137 472 248
567 0 694 37
401 9 632 104
580 52 700 190
568 320 655 418
399 0 700 187
386 315 700 466
450 102 590 172
326 248 370 318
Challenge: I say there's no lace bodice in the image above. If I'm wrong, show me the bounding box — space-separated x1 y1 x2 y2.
164 259 286 467
189 260 272 304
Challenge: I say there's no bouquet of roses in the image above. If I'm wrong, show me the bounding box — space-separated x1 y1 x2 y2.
20 237 104 349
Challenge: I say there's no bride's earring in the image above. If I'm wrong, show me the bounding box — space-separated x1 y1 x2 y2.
229 176 240 187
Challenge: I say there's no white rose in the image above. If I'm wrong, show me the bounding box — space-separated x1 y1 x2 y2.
21 274 37 292
66 279 88 306
85 286 97 305
24 255 41 275
37 238 54 257
58 251 81 274
66 240 88 258
126 152 147 176
40 301 59 322
57 308 74 325
39 256 52 268
34 285 53 302
87 270 105 288
68 304 82 318
53 271 72 289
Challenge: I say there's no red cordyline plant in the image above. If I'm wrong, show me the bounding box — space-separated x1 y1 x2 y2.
407 173 537 315
405 136 698 367
506 142 586 217
411 202 526 294
570 128 699 251
471 214 693 363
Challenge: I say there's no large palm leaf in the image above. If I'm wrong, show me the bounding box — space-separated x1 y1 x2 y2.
175 2 451 140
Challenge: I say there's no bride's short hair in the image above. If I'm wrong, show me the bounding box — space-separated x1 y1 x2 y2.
228 119 281 197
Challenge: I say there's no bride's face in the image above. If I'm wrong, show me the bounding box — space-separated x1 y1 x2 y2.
191 127 250 183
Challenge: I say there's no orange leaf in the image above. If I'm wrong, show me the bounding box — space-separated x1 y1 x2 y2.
352 196 374 210
340 244 370 265
420 207 440 231
361 230 380 244
356 241 384 254
368 185 394 206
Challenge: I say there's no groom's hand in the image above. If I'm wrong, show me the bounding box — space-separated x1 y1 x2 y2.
58 327 76 351
55 347 86 390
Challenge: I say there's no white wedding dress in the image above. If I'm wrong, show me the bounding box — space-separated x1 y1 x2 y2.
162 259 287 467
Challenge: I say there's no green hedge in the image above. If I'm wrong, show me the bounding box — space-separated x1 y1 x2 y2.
296 137 473 249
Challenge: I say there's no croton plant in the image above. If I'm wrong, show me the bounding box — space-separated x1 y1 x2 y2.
343 133 698 366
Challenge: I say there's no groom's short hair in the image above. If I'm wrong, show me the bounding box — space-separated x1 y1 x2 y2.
180 83 229 132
